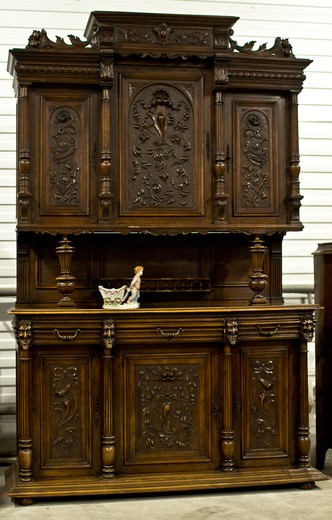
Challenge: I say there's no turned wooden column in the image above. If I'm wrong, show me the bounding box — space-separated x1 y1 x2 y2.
213 89 229 222
56 235 76 307
99 58 114 221
221 318 238 471
298 313 315 468
17 85 32 222
101 319 116 477
14 318 33 481
288 92 303 224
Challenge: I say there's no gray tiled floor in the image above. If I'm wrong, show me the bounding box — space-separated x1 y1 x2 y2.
1 462 332 519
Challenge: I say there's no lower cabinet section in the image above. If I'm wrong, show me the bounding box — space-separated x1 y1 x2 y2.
6 306 326 504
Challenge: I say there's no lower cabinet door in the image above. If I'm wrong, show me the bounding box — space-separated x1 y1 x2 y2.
233 340 297 468
114 344 221 473
32 344 102 478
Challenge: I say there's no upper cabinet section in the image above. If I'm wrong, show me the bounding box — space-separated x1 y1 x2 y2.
7 11 312 235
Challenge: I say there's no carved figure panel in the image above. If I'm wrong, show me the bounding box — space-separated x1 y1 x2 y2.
120 73 205 216
39 92 96 216
123 351 213 466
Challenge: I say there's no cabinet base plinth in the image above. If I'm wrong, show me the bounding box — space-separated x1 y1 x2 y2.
5 463 327 504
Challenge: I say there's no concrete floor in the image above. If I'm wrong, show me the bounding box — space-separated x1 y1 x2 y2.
1 460 332 520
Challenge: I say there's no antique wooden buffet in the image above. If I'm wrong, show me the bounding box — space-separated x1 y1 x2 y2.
6 11 325 504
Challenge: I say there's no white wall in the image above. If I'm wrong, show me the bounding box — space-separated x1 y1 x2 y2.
0 0 331 460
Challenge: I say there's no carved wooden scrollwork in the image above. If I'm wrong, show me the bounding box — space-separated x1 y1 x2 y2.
50 108 80 206
229 33 295 58
241 110 270 209
51 366 81 457
251 360 278 442
27 29 93 49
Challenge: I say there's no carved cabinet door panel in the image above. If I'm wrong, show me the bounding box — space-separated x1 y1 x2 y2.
233 340 296 468
32 344 101 478
114 344 221 473
29 88 99 226
224 94 287 228
113 65 211 227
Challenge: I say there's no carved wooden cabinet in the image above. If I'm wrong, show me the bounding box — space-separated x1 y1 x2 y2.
6 11 325 504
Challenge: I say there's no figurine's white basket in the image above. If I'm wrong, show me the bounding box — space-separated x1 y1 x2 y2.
98 285 140 309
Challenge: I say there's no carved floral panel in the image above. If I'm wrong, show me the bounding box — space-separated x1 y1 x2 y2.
40 355 92 468
241 347 289 459
232 99 281 216
120 74 205 216
123 352 213 465
39 93 92 216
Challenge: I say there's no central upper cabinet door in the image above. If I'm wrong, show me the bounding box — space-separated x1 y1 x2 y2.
118 67 209 221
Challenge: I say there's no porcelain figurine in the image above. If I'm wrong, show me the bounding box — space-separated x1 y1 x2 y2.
99 265 144 309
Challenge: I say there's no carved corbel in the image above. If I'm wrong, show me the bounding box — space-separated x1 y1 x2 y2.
15 319 32 351
102 318 115 351
300 314 316 342
225 318 238 346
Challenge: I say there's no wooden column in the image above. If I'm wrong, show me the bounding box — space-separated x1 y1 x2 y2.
101 318 116 477
99 65 113 220
17 85 31 222
298 313 314 468
213 90 229 222
221 318 238 471
15 318 33 481
288 92 303 223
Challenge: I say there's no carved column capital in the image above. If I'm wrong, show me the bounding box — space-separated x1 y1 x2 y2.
102 319 115 350
15 319 32 351
225 318 238 346
300 314 316 342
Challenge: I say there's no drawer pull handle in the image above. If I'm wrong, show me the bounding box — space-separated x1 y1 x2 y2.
156 327 183 339
53 328 81 341
256 325 280 337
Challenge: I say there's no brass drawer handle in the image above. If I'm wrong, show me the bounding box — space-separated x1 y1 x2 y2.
256 325 280 337
53 328 81 341
156 327 184 339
